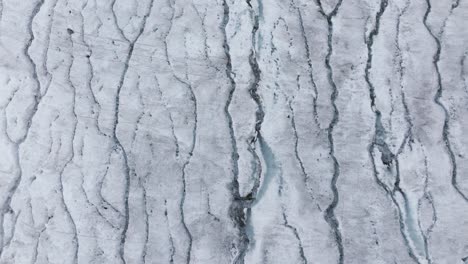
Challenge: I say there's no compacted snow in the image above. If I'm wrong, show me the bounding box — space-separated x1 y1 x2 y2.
0 0 467 263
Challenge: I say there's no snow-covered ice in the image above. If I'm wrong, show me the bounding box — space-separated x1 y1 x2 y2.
0 0 468 263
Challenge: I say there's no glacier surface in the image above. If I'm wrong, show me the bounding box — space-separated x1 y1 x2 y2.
0 0 468 263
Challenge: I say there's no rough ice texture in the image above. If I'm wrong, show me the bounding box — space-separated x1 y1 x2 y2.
0 0 467 263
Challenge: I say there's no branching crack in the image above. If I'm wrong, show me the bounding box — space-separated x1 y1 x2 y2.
228 1 265 262
292 0 320 127
422 0 467 202
110 0 155 262
367 1 435 263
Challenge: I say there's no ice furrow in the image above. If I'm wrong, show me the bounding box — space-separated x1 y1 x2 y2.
110 0 155 262
461 52 468 96
242 2 265 258
164 200 176 264
153 76 180 157
293 1 320 127
419 154 436 263
315 0 344 262
288 101 320 211
365 0 388 109
282 211 307 264
395 0 414 155
163 3 196 262
365 1 430 262
60 29 79 264
1 0 467 262
422 0 467 202
139 172 149 264
394 160 429 264
0 0 45 257
221 1 250 263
